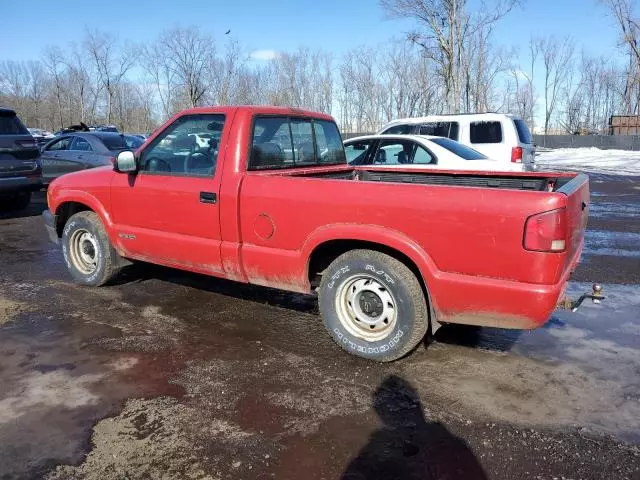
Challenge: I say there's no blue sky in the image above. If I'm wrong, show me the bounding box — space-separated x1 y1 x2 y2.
1 0 625 64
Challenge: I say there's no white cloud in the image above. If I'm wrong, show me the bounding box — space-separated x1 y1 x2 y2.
250 49 280 61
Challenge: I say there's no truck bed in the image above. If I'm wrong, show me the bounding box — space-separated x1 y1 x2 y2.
290 167 577 192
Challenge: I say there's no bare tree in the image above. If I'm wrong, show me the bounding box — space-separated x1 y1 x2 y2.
539 36 574 134
65 43 93 124
380 0 520 113
84 30 137 125
601 0 640 113
24 61 47 127
141 40 178 120
158 27 214 108
42 47 68 129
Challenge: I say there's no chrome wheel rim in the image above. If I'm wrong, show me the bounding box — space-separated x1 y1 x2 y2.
335 274 397 342
69 229 98 275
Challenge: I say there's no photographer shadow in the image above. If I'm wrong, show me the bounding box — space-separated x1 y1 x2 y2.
342 375 487 480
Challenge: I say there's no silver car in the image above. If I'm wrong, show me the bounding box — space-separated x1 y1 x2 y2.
40 132 144 184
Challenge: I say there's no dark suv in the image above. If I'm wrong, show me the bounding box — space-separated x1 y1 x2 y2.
0 107 43 209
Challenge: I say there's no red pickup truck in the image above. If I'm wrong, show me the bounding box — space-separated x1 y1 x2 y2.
43 106 590 361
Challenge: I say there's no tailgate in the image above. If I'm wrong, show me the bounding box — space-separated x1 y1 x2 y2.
0 134 40 176
557 173 589 265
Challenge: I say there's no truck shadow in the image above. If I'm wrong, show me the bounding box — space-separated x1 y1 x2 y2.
431 324 523 353
117 262 318 315
116 263 527 350
342 374 488 480
0 191 47 220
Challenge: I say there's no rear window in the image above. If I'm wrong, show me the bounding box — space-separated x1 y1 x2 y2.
513 119 532 144
249 117 346 170
0 111 29 135
470 121 503 144
101 135 144 151
418 122 459 140
381 124 414 135
430 138 487 160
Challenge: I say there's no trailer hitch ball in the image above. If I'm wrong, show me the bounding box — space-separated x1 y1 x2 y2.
568 284 605 312
592 284 603 304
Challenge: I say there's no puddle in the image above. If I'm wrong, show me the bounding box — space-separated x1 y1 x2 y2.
589 201 640 219
415 282 640 443
582 230 640 258
0 310 183 479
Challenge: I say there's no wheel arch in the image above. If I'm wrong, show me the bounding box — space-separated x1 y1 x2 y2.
53 192 114 241
304 225 440 316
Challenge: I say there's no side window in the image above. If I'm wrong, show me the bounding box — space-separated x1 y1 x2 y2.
140 114 225 176
70 136 93 152
290 119 315 164
412 145 435 164
419 122 459 140
313 120 347 165
376 141 413 165
345 141 373 165
382 124 413 135
46 137 72 151
470 121 503 144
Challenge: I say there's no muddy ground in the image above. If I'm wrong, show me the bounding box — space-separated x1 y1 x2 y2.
1 174 639 480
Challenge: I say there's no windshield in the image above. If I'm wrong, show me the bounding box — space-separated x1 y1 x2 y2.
430 138 487 160
102 135 144 151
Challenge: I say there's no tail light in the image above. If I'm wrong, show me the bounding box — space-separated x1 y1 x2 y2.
524 208 567 252
511 146 523 163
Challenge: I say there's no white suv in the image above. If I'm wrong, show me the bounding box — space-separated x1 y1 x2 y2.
377 113 536 171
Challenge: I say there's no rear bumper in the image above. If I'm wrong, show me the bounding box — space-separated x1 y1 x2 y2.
0 175 43 194
42 209 59 245
430 243 583 329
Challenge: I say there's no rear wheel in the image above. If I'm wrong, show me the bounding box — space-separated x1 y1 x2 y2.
62 211 121 286
318 249 429 362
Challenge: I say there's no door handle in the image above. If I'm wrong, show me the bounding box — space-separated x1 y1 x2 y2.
77 155 84 159
200 191 217 204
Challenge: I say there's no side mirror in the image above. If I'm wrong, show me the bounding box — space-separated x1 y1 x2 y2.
115 150 137 173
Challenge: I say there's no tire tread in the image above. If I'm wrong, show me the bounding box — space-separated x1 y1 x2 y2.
63 211 121 286
319 249 429 362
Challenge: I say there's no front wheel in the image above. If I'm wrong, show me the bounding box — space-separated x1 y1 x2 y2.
62 211 122 286
318 249 429 362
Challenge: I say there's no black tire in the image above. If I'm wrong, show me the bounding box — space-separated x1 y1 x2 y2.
61 211 122 286
13 192 31 210
318 249 429 362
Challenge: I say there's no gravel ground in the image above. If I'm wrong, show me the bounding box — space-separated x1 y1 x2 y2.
0 175 639 480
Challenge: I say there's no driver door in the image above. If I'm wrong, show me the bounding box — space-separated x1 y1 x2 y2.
109 114 226 276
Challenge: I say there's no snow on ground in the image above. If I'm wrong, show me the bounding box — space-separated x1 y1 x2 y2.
536 147 640 176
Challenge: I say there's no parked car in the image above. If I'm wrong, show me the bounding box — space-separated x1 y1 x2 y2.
128 133 149 141
378 113 536 170
0 107 43 209
345 134 523 172
40 132 144 184
54 122 90 136
43 106 591 362
28 128 55 146
91 125 119 133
